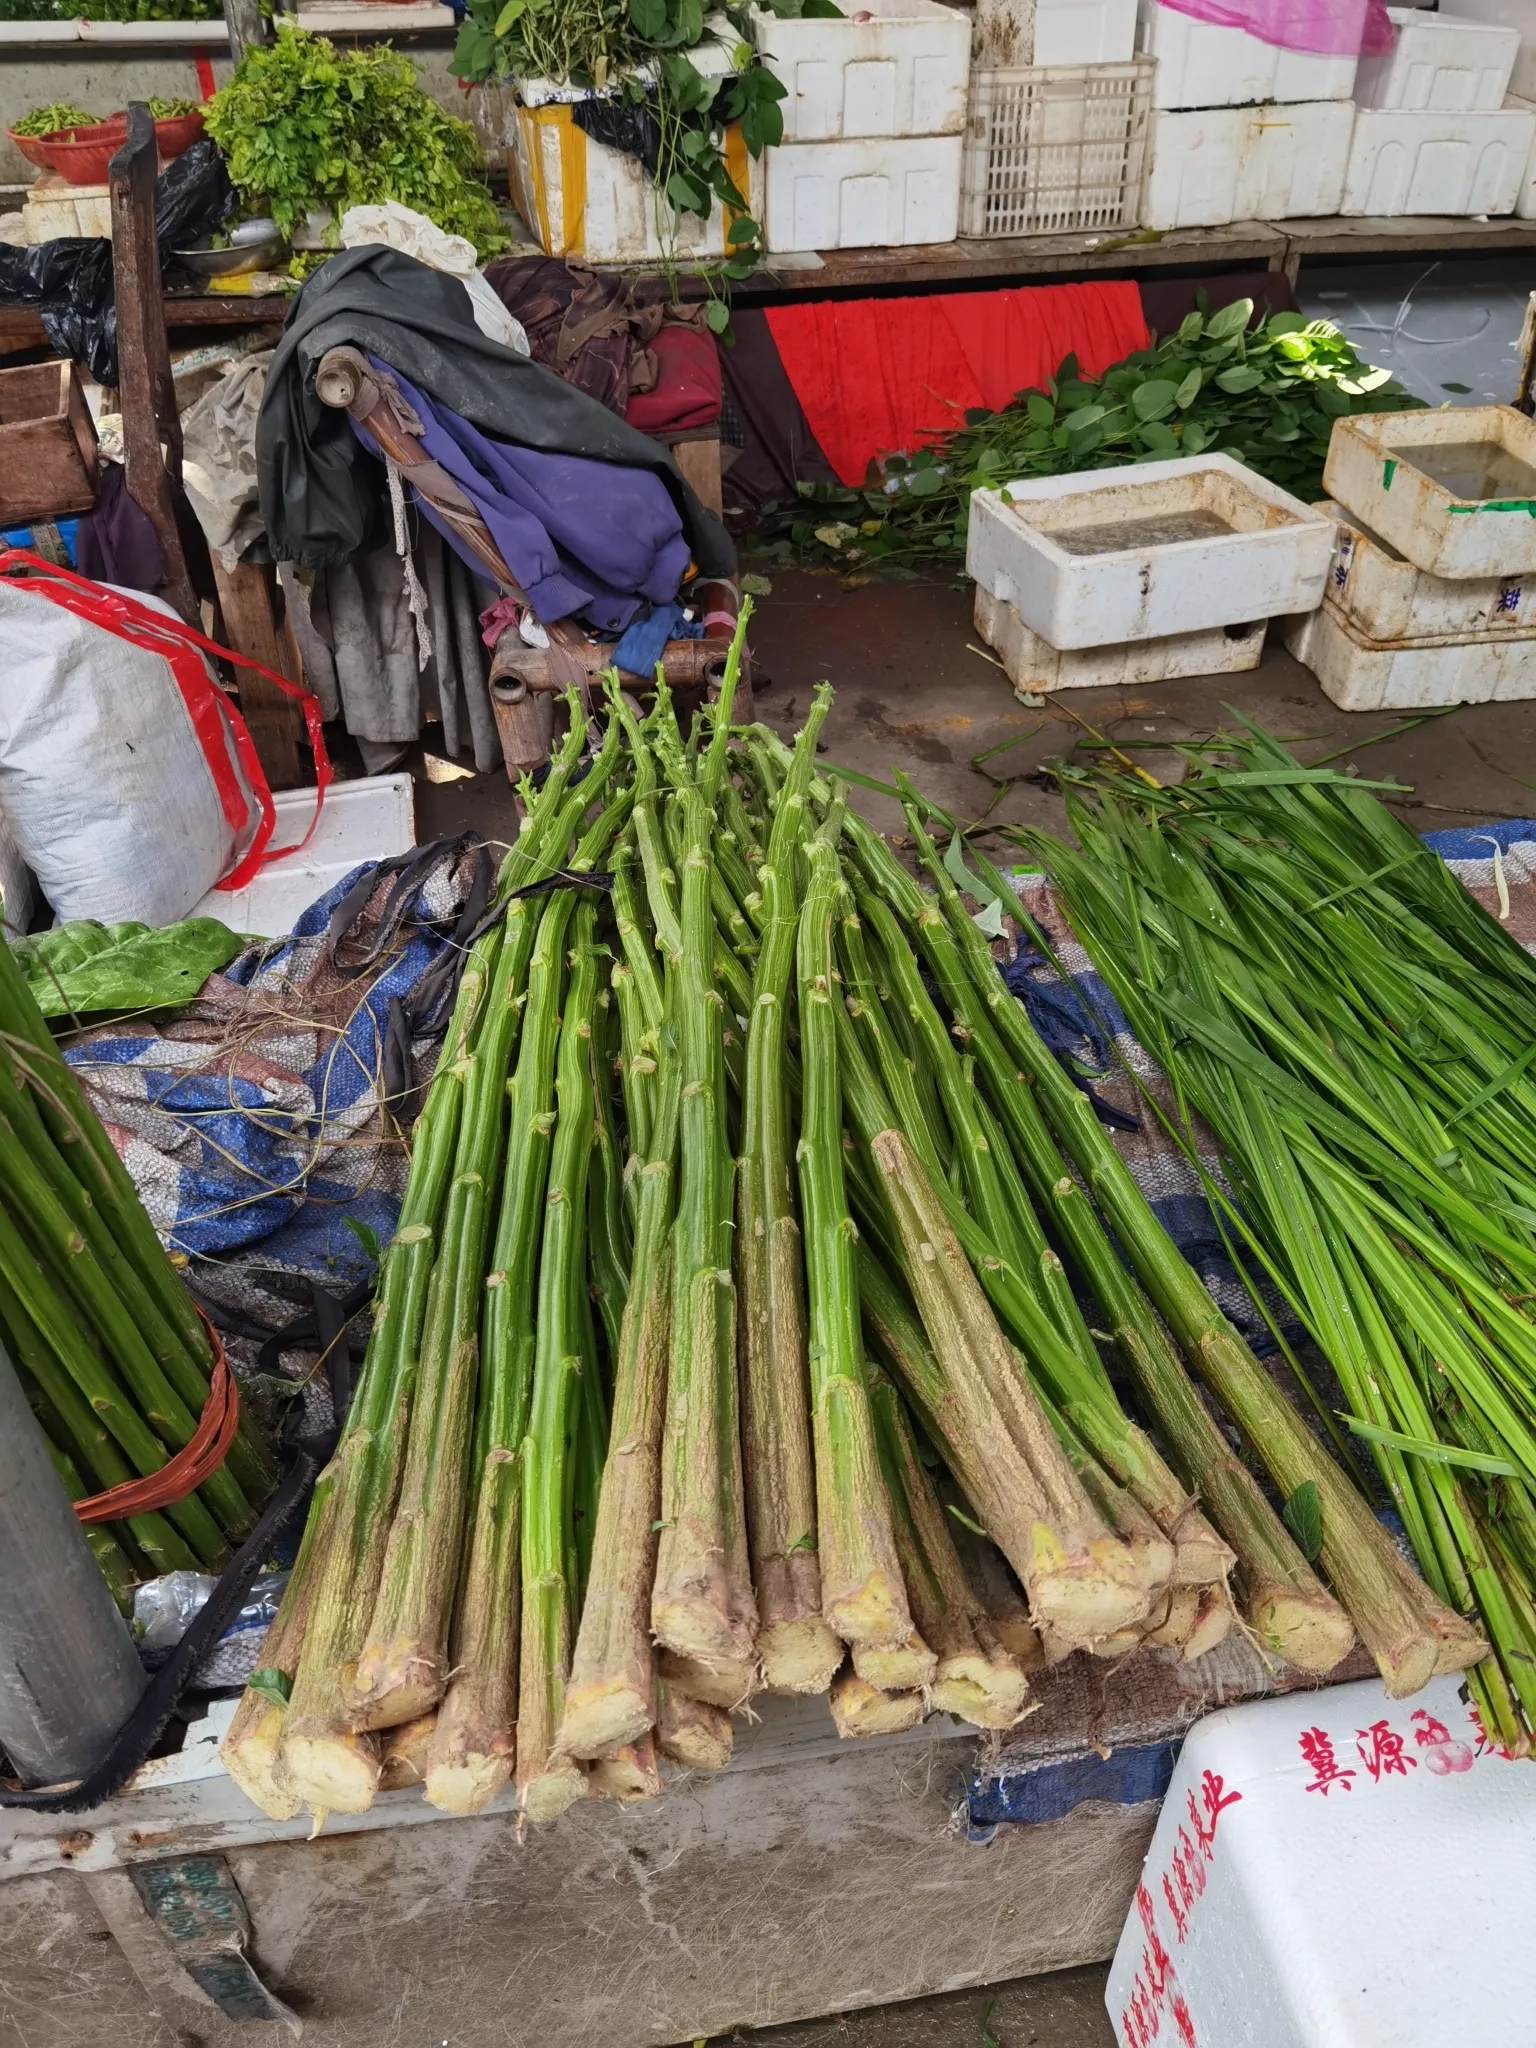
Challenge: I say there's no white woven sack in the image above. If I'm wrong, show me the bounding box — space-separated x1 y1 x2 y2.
0 581 260 926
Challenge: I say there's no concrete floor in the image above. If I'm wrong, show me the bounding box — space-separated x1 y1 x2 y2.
420 567 1536 858
412 566 1536 2048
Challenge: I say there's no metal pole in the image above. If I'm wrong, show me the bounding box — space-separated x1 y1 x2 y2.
0 1339 146 1786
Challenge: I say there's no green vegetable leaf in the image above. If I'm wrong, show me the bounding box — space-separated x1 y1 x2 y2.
247 1668 293 1710
14 918 242 1019
1131 379 1178 422
1215 365 1265 394
1205 297 1254 341
1174 365 1202 408
1282 1480 1323 1563
342 1216 382 1261
1026 391 1056 428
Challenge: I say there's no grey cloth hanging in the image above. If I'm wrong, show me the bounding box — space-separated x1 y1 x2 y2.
419 525 461 762
317 545 423 745
449 553 503 775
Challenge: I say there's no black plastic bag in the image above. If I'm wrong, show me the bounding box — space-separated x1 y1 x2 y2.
0 135 235 384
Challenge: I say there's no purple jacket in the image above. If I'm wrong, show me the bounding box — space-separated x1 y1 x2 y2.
358 356 692 632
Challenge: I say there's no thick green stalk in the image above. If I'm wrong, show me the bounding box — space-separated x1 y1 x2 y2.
517 900 603 1822
27 1395 139 1612
423 886 576 1815
652 774 758 1671
738 685 841 1694
794 827 914 1652
867 1368 1028 1728
0 1211 224 1567
560 1023 682 1759
586 984 632 1367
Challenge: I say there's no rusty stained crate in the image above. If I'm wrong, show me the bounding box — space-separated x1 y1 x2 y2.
0 359 98 524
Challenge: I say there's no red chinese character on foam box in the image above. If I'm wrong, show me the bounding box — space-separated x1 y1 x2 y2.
1298 1725 1356 1796
1468 1700 1514 1762
1119 1885 1200 2048
1356 1718 1417 1784
1188 1768 1242 1855
1412 1707 1474 1775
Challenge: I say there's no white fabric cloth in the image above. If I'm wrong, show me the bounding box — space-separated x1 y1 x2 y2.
338 201 530 357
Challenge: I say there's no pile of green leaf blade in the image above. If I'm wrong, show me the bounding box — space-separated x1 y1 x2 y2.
15 918 242 1019
758 300 1423 574
205 26 507 257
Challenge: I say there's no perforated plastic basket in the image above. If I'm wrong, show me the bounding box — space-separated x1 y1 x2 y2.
959 58 1152 238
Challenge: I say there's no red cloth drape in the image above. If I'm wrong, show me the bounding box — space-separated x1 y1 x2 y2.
765 282 1150 487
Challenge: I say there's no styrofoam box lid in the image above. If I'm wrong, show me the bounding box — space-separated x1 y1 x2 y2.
1385 3 1521 39
191 773 416 940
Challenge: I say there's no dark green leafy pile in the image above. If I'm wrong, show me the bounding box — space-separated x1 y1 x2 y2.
205 26 507 256
759 301 1423 574
14 917 241 1019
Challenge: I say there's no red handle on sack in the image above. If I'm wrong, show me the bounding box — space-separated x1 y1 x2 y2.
0 549 332 891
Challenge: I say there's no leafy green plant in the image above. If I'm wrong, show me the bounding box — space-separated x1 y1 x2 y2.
12 103 100 135
205 26 507 256
452 0 828 281
761 301 1424 572
13 918 241 1018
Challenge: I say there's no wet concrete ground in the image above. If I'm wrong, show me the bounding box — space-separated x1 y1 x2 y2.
414 566 1536 2048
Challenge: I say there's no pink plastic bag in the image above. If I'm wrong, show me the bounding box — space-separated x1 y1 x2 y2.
1157 0 1395 57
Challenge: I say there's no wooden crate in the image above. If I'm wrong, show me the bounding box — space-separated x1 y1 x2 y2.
0 359 98 523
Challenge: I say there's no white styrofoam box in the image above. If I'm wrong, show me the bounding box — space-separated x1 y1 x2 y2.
22 180 112 244
1451 0 1536 99
1316 497 1536 637
1354 6 1519 110
1342 103 1535 215
1324 403 1536 577
1106 1676 1536 2048
960 60 1152 237
1287 595 1536 706
975 584 1265 693
1032 0 1139 65
1135 0 1358 108
190 774 416 939
501 91 764 261
967 454 1331 649
1508 89 1536 214
750 0 970 142
1143 100 1355 230
763 132 961 249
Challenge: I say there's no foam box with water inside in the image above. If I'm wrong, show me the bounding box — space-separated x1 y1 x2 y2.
190 774 416 939
967 454 1332 650
1106 1676 1536 2048
1324 402 1536 578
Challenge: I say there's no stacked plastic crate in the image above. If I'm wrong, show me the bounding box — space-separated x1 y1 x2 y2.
1347 8 1533 216
1138 0 1360 228
964 452 1334 695
1286 405 1536 709
752 0 973 251
958 0 1154 238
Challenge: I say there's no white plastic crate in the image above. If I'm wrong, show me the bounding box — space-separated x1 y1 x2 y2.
1032 0 1139 65
1288 595 1536 707
975 584 1265 693
1135 0 1358 108
967 454 1331 649
1316 498 1536 638
1324 404 1536 579
763 132 961 249
750 0 971 142
1106 1677 1536 2048
1143 100 1355 231
1354 6 1520 110
189 775 416 939
1342 103 1535 214
959 60 1152 237
1446 0 1536 99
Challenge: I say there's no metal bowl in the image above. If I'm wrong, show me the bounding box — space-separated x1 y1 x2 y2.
173 228 287 278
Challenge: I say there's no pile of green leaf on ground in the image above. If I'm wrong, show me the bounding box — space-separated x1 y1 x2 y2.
759 300 1423 575
205 25 506 259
